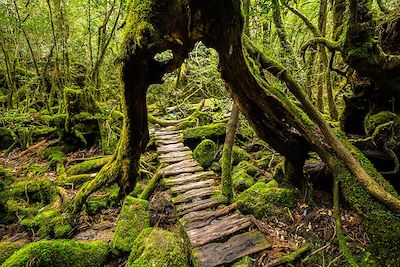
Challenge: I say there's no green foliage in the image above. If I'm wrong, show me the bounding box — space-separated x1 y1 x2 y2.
235 180 295 218
193 139 217 168
112 196 150 252
1 240 109 267
126 228 190 267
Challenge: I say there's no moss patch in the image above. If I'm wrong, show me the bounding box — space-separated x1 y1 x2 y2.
67 156 112 175
182 123 226 141
193 139 217 168
235 180 295 218
112 196 150 252
232 169 254 192
234 160 259 176
1 240 108 267
232 146 250 166
126 228 189 267
0 243 22 265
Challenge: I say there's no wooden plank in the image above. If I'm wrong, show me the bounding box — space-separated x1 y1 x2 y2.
157 145 190 154
170 179 216 195
176 197 225 216
172 187 217 204
155 138 182 145
164 171 214 186
162 165 203 176
181 204 238 231
193 230 271 267
156 133 182 140
159 150 192 159
187 214 252 247
160 155 192 164
154 130 180 135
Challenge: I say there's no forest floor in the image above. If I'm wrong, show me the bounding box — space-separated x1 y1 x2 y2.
0 101 372 266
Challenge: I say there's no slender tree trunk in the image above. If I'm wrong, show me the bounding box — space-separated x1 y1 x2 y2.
221 104 240 202
46 0 62 87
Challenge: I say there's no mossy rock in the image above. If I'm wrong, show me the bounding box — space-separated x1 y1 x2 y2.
364 111 397 135
193 139 217 168
20 210 72 239
235 180 295 218
234 160 259 177
126 228 189 267
210 162 221 172
0 243 22 265
232 146 250 166
112 196 150 252
1 240 109 267
182 123 226 141
232 169 254 192
6 178 57 204
67 156 112 175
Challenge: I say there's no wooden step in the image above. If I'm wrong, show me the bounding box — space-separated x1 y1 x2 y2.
159 155 192 164
170 179 215 195
181 204 237 231
159 150 192 159
176 198 225 216
187 214 253 247
156 139 182 146
172 187 218 204
193 230 271 267
154 130 180 136
157 143 189 154
160 159 203 176
164 171 214 186
156 133 182 140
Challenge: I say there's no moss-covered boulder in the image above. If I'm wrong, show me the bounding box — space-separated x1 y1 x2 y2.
0 243 22 265
193 139 217 168
232 169 254 192
235 180 295 218
234 160 259 176
182 123 226 141
1 240 108 267
126 228 189 267
364 111 397 135
6 178 57 205
210 162 221 172
232 146 250 166
112 196 150 252
20 209 72 239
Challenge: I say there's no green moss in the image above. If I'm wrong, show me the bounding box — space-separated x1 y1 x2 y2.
258 156 271 169
67 156 112 175
0 127 14 150
364 111 397 135
1 240 109 267
112 196 150 252
129 182 146 197
232 169 254 192
235 180 295 218
234 160 259 176
6 178 56 204
0 243 22 265
20 209 72 239
193 139 217 168
126 228 189 267
86 183 120 215
182 123 226 141
210 162 221 172
232 256 253 267
232 146 251 166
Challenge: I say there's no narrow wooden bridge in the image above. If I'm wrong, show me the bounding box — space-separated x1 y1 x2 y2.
152 127 271 267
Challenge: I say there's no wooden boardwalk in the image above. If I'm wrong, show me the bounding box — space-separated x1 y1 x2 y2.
152 127 271 267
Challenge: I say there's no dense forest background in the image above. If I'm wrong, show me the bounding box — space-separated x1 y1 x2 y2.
1 0 400 266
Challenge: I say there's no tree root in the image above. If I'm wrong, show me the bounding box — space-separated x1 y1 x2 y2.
265 244 311 267
333 177 358 266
